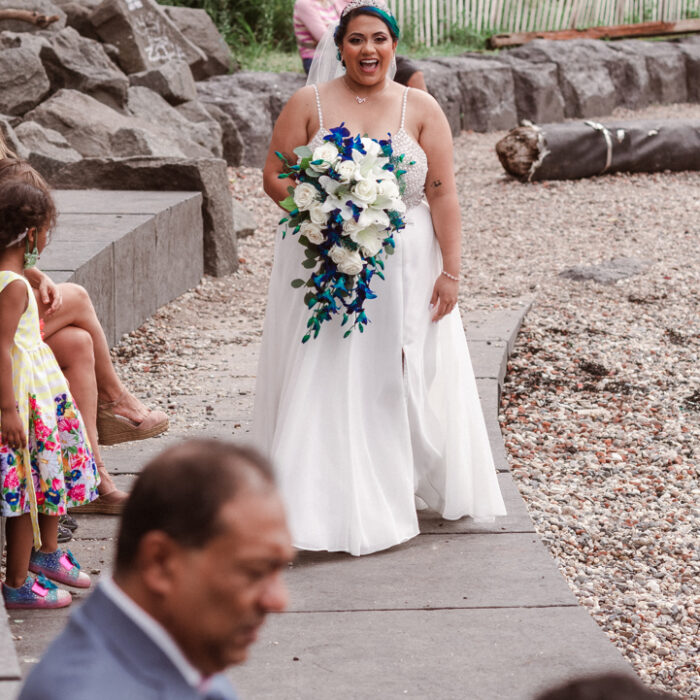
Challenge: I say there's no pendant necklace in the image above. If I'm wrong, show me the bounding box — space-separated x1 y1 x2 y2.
343 77 388 104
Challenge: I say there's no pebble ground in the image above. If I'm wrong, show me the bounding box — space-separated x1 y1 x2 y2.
110 102 699 698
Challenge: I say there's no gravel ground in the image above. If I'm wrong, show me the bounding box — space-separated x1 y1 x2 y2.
112 103 699 698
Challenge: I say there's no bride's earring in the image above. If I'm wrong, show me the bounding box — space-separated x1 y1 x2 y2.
24 230 39 269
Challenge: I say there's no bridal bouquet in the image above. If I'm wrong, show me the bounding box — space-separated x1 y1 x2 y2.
277 123 408 343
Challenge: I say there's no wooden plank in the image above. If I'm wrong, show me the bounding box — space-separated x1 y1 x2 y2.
488 16 700 47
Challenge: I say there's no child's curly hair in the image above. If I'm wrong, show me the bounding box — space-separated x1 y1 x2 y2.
0 179 56 251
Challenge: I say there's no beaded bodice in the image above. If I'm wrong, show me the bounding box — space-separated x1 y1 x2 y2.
308 85 428 209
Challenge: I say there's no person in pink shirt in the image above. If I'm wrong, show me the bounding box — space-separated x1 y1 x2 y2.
293 0 347 74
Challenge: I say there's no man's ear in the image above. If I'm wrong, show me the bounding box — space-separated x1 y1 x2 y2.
136 531 182 597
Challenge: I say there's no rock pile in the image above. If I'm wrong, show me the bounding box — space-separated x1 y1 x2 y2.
0 0 239 274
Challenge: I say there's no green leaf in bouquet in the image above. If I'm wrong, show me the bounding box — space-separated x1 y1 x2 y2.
305 279 315 287
278 173 292 179
299 157 311 171
304 247 317 259
294 145 313 159
291 279 305 289
280 195 296 212
278 217 288 225
302 333 311 343
304 292 316 307
302 258 316 269
342 313 349 326
343 329 352 338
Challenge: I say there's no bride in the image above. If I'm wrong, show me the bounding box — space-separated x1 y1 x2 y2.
253 0 505 556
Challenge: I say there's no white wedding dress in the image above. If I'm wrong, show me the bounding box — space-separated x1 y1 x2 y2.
252 87 506 556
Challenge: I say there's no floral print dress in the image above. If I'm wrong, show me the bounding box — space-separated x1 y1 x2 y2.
0 271 99 544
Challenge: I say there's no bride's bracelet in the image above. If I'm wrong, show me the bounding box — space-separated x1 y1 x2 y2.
441 270 460 282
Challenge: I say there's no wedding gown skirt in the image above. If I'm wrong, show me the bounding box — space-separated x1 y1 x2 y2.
252 201 506 556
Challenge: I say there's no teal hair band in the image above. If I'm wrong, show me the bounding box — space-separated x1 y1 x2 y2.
361 7 400 40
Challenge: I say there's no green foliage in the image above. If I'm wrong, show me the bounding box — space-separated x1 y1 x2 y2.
158 0 296 62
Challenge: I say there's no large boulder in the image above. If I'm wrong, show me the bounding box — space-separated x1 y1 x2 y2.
49 156 238 276
14 120 82 179
496 53 565 124
413 59 462 134
424 56 517 132
52 0 101 39
39 26 129 109
677 42 700 102
509 40 619 118
25 88 189 157
90 0 206 74
162 5 234 80
0 0 66 32
202 102 240 165
0 46 51 115
126 86 220 157
609 40 688 105
175 99 223 155
196 72 305 167
129 60 197 105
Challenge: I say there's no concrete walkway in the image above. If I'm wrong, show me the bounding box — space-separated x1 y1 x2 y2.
1 298 635 700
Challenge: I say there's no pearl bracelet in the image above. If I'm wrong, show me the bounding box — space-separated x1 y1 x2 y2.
441 270 459 282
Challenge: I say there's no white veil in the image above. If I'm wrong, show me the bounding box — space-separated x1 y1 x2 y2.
305 21 398 86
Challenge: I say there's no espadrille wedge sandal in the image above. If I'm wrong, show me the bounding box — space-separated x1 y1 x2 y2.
96 390 169 445
69 463 128 515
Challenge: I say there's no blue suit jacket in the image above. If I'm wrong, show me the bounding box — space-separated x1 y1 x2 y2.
19 586 238 700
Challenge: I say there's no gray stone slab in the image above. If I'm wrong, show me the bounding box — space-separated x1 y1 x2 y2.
0 609 20 681
467 338 508 382
463 298 534 354
53 189 200 214
475 378 509 472
419 472 533 534
113 218 158 341
287 533 575 611
153 194 203 308
226 607 634 700
50 212 152 243
0 681 21 699
100 434 182 475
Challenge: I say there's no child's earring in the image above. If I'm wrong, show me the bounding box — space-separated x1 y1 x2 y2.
24 230 39 269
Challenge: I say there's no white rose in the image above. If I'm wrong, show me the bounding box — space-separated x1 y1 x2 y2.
293 182 319 210
329 245 364 276
309 142 339 173
353 178 378 204
350 226 384 257
308 202 327 225
299 220 325 245
335 159 357 183
377 178 400 200
342 219 363 237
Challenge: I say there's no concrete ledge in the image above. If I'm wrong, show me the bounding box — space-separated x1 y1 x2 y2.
41 190 204 346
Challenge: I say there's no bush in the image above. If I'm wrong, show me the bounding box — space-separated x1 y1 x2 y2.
159 0 295 52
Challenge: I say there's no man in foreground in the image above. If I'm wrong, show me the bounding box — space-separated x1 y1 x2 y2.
20 439 295 699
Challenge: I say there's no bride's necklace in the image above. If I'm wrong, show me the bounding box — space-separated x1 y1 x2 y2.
342 77 389 104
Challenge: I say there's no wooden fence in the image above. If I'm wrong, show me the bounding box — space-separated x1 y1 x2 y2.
387 0 700 45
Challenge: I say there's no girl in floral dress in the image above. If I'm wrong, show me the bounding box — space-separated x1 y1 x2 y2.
0 179 99 609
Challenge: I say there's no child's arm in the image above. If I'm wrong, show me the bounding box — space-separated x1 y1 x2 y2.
23 267 63 315
0 281 28 449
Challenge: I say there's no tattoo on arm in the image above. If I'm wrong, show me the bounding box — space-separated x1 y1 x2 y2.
431 179 443 189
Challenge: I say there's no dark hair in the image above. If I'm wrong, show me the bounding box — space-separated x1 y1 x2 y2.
534 673 676 700
0 179 57 251
334 7 400 47
115 439 276 572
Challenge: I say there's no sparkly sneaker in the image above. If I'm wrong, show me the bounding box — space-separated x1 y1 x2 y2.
2 573 72 610
29 549 91 589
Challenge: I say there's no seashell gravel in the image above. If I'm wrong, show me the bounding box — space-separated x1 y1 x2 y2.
110 102 700 698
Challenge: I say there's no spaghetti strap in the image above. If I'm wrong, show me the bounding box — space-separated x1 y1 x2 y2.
399 87 411 130
312 84 324 130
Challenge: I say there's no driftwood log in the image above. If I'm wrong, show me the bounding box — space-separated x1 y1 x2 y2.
0 9 60 27
496 120 700 181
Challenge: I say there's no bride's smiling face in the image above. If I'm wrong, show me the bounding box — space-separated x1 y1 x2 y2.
340 14 397 85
